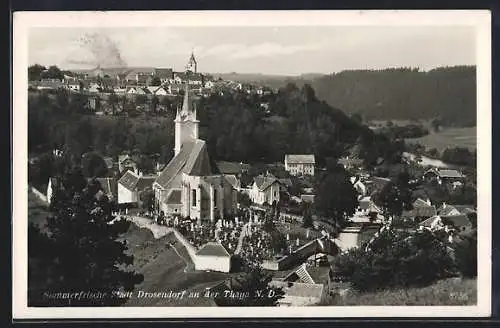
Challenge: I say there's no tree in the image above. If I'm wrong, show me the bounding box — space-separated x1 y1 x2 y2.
377 170 413 221
150 76 162 86
28 168 144 306
150 95 160 113
237 191 251 208
214 266 285 306
314 167 358 229
135 94 147 107
82 152 108 177
108 93 119 115
454 230 477 278
28 64 46 81
140 188 155 213
431 118 442 132
42 65 64 80
302 203 313 228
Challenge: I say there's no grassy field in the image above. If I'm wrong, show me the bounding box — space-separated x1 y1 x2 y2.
323 277 477 306
120 224 232 306
405 127 477 151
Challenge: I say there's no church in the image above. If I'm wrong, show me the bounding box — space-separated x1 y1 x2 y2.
153 56 237 224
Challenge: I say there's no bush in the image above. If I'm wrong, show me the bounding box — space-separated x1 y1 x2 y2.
331 229 455 292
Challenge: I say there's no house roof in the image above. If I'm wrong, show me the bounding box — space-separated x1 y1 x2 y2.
438 169 464 178
301 194 315 203
451 205 476 215
136 176 156 191
254 174 279 191
223 175 240 189
359 198 381 213
165 189 182 205
413 198 431 207
196 242 230 257
441 215 472 228
155 140 213 189
118 171 139 191
420 215 441 228
286 154 316 164
425 168 464 179
367 177 391 197
175 72 203 82
402 205 437 218
216 161 251 174
438 204 475 216
279 178 293 188
154 68 173 79
338 157 363 167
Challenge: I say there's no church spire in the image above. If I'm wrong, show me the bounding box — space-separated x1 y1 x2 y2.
180 83 193 117
174 80 199 156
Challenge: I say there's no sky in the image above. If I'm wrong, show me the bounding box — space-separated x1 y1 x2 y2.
28 26 476 76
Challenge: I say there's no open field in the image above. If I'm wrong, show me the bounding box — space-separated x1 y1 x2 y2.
120 224 232 306
405 127 477 151
323 277 476 306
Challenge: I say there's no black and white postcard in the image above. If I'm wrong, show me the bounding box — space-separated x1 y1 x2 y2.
12 10 492 319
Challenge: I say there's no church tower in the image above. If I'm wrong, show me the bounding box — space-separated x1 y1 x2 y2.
174 83 199 156
186 51 197 74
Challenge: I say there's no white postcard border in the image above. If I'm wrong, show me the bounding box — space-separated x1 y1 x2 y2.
12 9 492 319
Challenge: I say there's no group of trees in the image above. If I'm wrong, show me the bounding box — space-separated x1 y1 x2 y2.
28 64 67 81
379 123 429 139
198 82 399 166
310 66 477 127
29 168 144 306
332 227 476 292
313 162 359 229
29 91 176 164
29 82 402 171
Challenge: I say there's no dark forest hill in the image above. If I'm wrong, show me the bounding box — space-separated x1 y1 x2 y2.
309 66 476 127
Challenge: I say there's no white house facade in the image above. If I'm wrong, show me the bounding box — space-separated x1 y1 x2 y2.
285 154 315 176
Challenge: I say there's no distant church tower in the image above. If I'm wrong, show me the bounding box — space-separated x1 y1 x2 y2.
186 51 197 74
174 83 199 156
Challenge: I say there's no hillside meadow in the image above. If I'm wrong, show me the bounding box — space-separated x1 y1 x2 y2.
405 127 477 152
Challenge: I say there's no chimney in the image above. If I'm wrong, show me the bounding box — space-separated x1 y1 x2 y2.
442 202 447 209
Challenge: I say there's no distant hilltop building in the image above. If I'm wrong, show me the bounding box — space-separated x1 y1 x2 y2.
285 154 316 176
